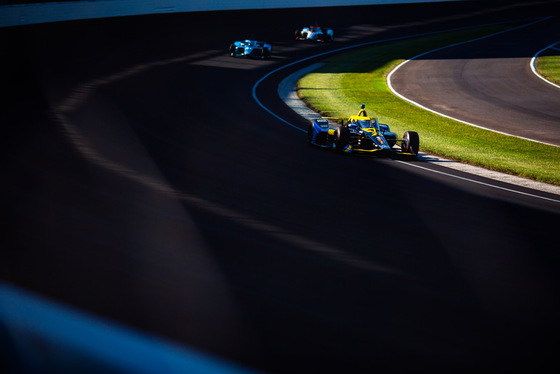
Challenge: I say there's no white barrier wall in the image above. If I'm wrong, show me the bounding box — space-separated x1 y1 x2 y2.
0 0 462 27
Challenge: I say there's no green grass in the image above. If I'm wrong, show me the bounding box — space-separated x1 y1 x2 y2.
536 53 560 85
298 25 560 185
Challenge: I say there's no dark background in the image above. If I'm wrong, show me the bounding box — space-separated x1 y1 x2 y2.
2 1 559 373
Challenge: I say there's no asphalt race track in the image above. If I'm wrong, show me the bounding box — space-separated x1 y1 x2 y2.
2 1 560 373
390 16 560 146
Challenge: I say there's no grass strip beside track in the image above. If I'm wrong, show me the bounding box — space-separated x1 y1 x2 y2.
536 54 560 85
297 25 560 186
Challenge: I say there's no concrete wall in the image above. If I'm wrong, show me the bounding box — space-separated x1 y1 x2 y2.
0 0 462 27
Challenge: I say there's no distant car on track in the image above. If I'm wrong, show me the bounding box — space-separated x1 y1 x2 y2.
229 40 272 59
295 25 334 42
308 104 419 158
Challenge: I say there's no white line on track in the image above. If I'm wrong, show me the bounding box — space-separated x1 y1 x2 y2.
393 159 560 204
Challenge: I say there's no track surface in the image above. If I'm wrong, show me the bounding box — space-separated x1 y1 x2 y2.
390 16 560 146
2 2 560 373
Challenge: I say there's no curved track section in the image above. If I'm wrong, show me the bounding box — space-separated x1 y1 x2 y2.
2 2 560 374
389 16 560 146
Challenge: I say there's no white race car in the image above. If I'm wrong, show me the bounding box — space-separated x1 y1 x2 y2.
295 25 334 42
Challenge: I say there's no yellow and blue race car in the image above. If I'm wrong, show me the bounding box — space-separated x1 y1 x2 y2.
307 105 419 158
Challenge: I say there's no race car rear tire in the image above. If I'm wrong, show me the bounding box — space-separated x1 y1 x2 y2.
295 30 301 40
401 131 419 156
333 126 350 153
229 44 236 57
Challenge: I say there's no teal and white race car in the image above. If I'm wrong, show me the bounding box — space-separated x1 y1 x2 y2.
229 40 271 59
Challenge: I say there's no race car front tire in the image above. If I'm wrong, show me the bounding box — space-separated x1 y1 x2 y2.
333 126 350 153
401 131 419 156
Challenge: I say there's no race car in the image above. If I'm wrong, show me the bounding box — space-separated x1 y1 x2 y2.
307 105 420 157
229 40 272 59
295 25 334 42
